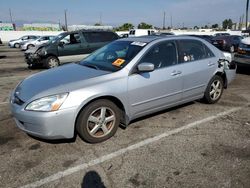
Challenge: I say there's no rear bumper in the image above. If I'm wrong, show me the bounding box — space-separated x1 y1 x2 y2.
234 55 250 66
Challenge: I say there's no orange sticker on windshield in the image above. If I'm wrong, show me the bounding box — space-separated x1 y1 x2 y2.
112 58 125 67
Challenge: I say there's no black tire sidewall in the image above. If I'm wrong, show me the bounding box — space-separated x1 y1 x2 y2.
76 99 120 143
204 75 224 104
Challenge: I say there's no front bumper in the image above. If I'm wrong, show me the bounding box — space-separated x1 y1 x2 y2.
25 53 44 65
10 100 78 139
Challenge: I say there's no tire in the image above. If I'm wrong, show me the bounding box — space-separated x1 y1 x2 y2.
229 45 235 53
203 75 224 104
45 56 59 69
27 44 35 49
76 99 121 143
14 43 20 48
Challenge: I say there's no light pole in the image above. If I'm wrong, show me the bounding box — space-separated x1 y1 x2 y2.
64 9 68 31
246 0 249 30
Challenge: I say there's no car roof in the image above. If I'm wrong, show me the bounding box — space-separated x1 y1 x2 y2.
118 35 206 43
66 29 115 34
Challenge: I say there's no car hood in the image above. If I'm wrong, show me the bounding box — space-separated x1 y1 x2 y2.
15 63 110 102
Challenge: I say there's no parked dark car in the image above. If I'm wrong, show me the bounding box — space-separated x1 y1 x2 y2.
211 35 243 53
187 35 213 43
234 37 250 67
25 30 119 69
0 37 2 44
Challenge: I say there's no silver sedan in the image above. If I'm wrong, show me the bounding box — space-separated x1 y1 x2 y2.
10 36 236 143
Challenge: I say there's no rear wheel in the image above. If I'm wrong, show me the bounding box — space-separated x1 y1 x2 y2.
203 75 224 104
76 99 120 143
45 56 59 69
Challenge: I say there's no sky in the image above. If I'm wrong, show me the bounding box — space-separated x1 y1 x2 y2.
0 0 247 28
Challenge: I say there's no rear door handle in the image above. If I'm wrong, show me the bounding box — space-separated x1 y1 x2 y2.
171 70 182 76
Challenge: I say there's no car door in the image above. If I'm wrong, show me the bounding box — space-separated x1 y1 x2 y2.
128 41 183 118
176 39 217 100
58 32 86 63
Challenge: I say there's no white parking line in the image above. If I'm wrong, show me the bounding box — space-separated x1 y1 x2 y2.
20 106 243 188
0 75 29 79
0 102 8 105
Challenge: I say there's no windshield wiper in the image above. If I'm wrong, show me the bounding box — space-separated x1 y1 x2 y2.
82 64 100 70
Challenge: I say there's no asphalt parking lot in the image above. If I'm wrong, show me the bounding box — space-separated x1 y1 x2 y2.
0 45 250 188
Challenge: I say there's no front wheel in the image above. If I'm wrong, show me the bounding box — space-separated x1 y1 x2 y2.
45 56 59 69
76 99 120 143
14 43 20 48
27 44 35 49
203 75 224 104
229 45 235 53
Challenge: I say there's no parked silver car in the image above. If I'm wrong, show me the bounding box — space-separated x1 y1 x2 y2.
20 35 55 51
8 35 39 48
10 36 236 143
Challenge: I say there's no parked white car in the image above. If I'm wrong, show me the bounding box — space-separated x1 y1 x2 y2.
129 29 157 37
8 35 40 48
21 35 55 51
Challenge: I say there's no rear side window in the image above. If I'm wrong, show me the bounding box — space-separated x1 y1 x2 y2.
177 40 211 63
83 32 117 43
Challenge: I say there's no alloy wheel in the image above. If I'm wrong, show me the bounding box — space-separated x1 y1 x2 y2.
87 107 116 138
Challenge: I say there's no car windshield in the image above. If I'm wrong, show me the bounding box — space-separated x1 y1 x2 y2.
79 40 147 72
49 33 65 43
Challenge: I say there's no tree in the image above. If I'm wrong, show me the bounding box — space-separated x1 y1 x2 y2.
222 19 233 29
193 26 199 30
137 22 153 29
94 23 101 26
211 24 219 28
115 23 134 31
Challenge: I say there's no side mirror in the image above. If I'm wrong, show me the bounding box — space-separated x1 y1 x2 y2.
137 63 155 72
58 41 64 47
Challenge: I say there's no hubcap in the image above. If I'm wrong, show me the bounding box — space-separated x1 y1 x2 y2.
49 58 58 68
209 80 222 101
87 107 115 138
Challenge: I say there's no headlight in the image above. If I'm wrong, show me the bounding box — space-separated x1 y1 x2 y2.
25 93 68 112
37 47 47 56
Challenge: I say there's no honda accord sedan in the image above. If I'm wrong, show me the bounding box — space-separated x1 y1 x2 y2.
10 36 236 143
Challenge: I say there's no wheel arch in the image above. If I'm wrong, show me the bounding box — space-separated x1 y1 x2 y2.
215 71 227 88
74 95 128 133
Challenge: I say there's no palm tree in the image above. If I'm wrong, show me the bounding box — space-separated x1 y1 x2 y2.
246 0 249 29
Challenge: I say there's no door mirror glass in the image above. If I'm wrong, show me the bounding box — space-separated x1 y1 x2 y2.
58 41 65 47
137 63 155 72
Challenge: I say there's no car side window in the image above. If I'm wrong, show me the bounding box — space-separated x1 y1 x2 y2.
178 40 208 63
22 36 29 40
139 41 177 69
60 33 81 45
202 43 215 58
83 32 101 43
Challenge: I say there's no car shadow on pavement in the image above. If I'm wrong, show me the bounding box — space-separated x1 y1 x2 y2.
81 171 106 188
27 132 77 144
237 66 250 75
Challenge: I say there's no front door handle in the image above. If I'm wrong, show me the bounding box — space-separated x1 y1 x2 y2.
171 70 182 76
